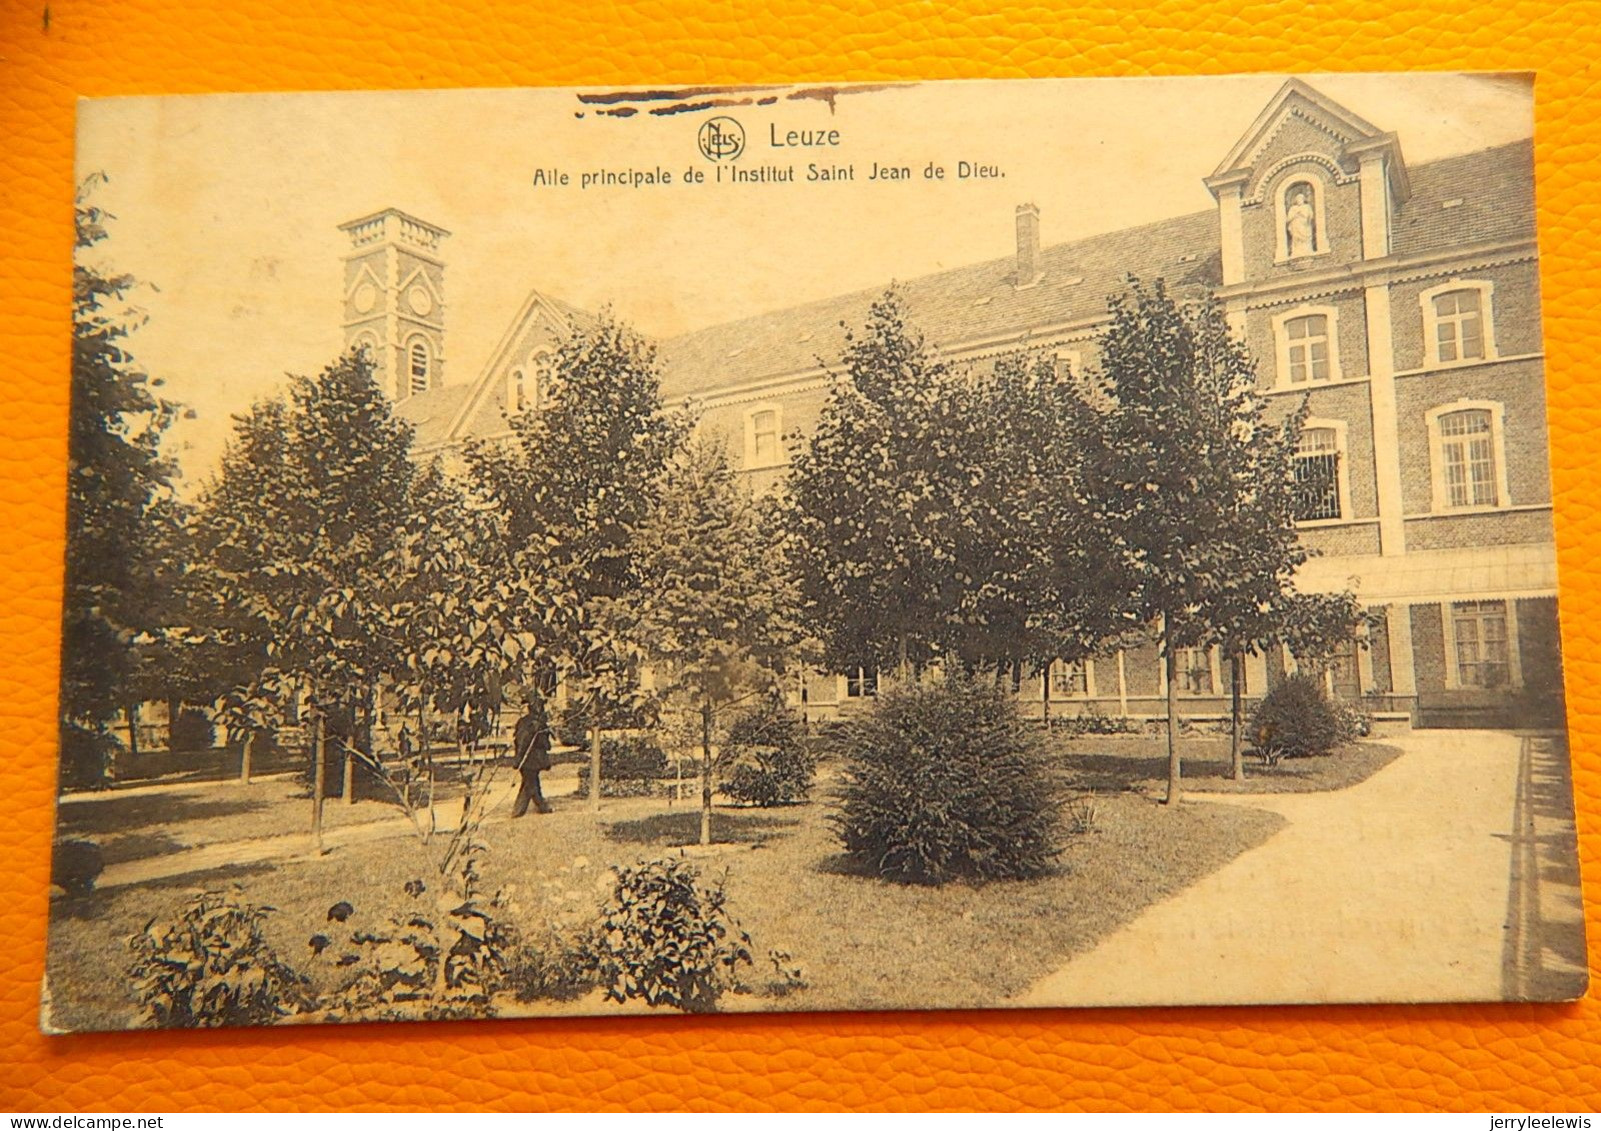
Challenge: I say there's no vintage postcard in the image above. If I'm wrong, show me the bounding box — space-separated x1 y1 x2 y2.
48 73 1585 1032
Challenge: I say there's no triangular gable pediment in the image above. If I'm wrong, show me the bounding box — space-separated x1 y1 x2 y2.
1211 79 1384 180
439 287 584 445
344 262 383 301
398 265 442 303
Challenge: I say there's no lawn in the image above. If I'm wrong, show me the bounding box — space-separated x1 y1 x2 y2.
1051 734 1404 795
44 749 1299 1030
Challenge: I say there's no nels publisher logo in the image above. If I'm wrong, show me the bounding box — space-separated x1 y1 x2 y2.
698 116 745 162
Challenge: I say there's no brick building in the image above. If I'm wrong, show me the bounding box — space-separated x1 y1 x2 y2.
348 79 1560 728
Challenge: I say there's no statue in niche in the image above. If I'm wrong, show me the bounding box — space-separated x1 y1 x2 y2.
1285 186 1318 257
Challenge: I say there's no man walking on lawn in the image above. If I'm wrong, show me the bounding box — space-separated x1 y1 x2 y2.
511 692 554 816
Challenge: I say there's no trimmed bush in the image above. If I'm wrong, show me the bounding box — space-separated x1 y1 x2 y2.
52 838 104 895
1249 673 1358 759
583 857 754 1012
832 674 1065 884
718 701 816 807
169 707 217 752
576 734 669 797
59 722 116 791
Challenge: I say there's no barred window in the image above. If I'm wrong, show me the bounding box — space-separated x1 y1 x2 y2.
1439 409 1498 508
1294 426 1342 521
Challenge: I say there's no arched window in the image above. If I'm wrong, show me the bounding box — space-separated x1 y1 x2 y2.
1274 174 1329 262
507 368 527 415
1421 281 1497 367
528 347 554 410
1427 401 1509 511
745 404 784 468
407 340 431 395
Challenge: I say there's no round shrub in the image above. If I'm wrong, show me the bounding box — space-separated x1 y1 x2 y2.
1249 673 1357 758
832 674 1065 884
52 838 104 895
576 734 669 797
169 707 217 752
718 701 816 807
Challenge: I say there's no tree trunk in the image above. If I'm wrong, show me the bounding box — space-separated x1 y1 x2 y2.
700 698 713 847
312 714 327 854
1042 661 1052 729
1164 617 1181 806
589 716 602 814
124 702 140 759
239 729 253 785
898 633 909 685
1230 650 1245 782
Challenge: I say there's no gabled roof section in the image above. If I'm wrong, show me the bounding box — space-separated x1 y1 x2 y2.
438 285 599 447
655 210 1223 400
394 383 474 450
1210 78 1385 180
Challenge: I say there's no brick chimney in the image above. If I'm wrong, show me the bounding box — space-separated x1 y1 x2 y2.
1015 203 1041 287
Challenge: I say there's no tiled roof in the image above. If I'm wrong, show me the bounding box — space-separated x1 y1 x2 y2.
655 210 1224 400
395 382 474 449
1392 139 1535 256
429 139 1533 440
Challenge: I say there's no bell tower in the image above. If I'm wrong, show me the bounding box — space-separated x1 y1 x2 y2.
338 208 450 401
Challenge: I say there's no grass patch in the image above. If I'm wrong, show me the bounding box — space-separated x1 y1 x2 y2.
1052 735 1404 795
44 761 1286 1029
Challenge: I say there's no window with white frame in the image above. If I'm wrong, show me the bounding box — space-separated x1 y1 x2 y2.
1433 406 1503 510
507 368 528 414
1053 350 1082 383
1177 647 1214 695
846 666 879 698
1051 660 1088 697
1451 600 1512 689
746 405 782 467
1273 307 1340 387
1421 281 1496 367
1293 426 1343 521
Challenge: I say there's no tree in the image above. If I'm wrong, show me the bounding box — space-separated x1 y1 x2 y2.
1088 277 1311 804
466 313 685 809
978 350 1138 703
192 351 418 797
788 289 1001 678
61 178 181 787
619 438 805 844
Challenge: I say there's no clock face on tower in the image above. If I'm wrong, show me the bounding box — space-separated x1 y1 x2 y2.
407 285 434 317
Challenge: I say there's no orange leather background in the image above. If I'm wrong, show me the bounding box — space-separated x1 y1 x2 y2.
3 0 1600 1112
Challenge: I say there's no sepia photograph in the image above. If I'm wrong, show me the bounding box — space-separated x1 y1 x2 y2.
47 72 1585 1032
